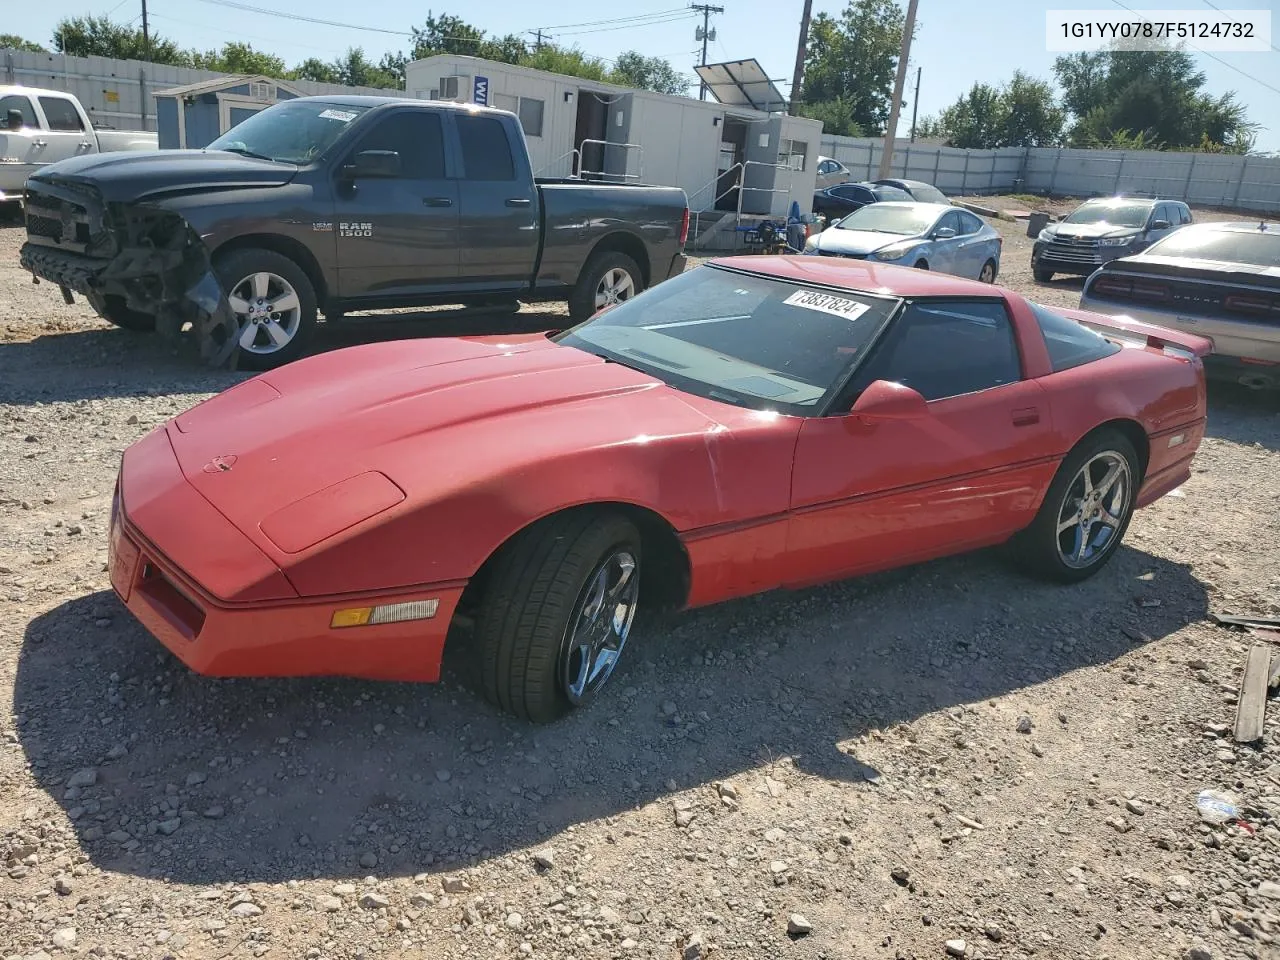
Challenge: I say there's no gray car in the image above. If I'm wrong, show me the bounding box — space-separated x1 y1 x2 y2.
1033 196 1192 281
1078 220 1280 390
804 201 1002 282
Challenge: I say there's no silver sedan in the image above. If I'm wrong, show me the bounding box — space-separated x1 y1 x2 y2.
803 202 1003 282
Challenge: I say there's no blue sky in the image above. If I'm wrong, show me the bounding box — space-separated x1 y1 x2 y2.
9 0 1279 150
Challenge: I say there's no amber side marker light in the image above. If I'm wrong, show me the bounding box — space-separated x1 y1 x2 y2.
330 599 440 629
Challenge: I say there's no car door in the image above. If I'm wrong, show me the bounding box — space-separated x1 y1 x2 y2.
34 96 95 164
0 94 44 174
1141 203 1177 249
785 298 1056 585
951 210 992 278
332 108 461 300
825 184 872 218
924 210 965 274
451 112 539 293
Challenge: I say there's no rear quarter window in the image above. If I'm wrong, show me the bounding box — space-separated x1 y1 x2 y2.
1031 303 1122 372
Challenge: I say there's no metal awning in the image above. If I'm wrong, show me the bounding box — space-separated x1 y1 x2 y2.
694 58 788 113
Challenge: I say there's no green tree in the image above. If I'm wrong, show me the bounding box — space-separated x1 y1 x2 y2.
330 47 401 88
924 70 1063 149
935 82 1007 149
610 51 688 96
52 15 187 64
1 34 47 52
291 58 340 83
189 42 288 77
798 97 864 138
1053 43 1257 152
796 0 913 135
521 45 611 82
410 12 494 59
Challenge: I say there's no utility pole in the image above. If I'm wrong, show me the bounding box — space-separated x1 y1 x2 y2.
877 0 917 179
141 0 151 60
534 29 545 51
691 3 723 100
909 65 921 142
788 0 813 116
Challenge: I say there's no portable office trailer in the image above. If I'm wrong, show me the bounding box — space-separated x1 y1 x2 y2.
403 55 820 218
154 75 306 150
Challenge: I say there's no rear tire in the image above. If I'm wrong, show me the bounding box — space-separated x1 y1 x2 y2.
474 510 643 723
92 294 155 332
979 259 997 283
1014 428 1140 584
569 251 644 323
213 247 317 371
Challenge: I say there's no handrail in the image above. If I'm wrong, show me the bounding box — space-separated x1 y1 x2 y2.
534 147 580 178
577 139 643 182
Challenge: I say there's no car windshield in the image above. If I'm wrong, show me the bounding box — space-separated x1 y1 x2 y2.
836 204 936 235
1144 227 1280 267
552 265 901 415
1064 201 1151 228
207 100 372 163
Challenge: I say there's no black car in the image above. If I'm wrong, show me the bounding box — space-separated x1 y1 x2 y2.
871 178 950 205
812 181 912 220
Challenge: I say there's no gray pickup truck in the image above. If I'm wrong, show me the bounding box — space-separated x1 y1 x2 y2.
18 95 689 369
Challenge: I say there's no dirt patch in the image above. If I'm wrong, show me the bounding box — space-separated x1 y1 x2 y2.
2 221 1280 960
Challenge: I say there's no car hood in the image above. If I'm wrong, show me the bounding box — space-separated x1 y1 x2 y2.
164 334 723 559
28 149 299 203
812 229 915 256
1045 222 1141 240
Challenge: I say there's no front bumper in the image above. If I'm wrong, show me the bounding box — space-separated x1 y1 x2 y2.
109 432 466 683
1033 240 1140 275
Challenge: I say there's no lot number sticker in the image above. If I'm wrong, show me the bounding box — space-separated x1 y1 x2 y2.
783 289 870 322
318 109 359 122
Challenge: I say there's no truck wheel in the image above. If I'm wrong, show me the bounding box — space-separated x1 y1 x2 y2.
1032 262 1054 283
474 510 643 723
569 251 644 322
92 294 155 332
214 248 316 371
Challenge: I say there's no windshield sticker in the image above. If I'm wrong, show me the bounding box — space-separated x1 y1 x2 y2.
783 289 870 321
318 108 359 122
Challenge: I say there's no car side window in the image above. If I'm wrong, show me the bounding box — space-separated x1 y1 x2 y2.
832 184 870 202
844 300 1022 405
0 95 38 129
38 97 85 132
955 211 982 235
937 211 963 235
1178 204 1192 224
1029 303 1121 372
818 160 834 175
348 111 445 179
456 114 516 181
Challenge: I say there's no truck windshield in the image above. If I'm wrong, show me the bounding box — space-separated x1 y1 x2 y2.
207 100 372 164
553 264 900 416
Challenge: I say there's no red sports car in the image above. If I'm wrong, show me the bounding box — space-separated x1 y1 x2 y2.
107 257 1210 722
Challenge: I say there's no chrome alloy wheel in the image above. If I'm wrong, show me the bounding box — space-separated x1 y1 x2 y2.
559 549 640 704
227 271 302 355
594 267 637 310
1055 450 1133 569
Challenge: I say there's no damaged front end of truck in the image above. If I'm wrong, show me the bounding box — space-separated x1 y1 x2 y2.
19 179 242 369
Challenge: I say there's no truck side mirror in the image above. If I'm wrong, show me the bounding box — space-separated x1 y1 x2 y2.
5 109 24 131
343 150 401 179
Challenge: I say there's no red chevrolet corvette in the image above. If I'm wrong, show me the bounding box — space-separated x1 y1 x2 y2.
108 256 1210 722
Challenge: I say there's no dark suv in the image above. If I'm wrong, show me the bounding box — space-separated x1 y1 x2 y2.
1032 197 1192 281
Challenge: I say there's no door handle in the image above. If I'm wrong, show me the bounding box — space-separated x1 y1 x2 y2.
1011 407 1040 427
505 197 532 207
33 139 47 148
422 197 453 207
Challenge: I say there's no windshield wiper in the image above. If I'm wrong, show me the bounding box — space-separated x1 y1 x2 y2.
217 146 277 162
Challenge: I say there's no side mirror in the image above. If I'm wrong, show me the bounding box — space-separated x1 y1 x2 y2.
1150 219 1171 230
933 226 957 239
850 379 929 420
5 108 24 131
342 149 401 179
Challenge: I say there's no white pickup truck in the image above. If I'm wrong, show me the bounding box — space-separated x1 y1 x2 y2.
1 86 158 203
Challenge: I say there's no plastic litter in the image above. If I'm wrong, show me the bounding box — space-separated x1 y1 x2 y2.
1197 789 1240 824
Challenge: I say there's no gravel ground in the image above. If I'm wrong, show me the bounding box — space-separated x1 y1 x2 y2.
3 200 1280 960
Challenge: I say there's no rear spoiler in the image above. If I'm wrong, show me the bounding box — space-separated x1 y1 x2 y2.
1052 305 1213 359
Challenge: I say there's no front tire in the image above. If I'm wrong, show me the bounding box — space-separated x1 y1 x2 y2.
569 251 644 322
1015 428 1140 583
213 248 317 371
474 510 643 723
1032 261 1054 283
91 293 155 331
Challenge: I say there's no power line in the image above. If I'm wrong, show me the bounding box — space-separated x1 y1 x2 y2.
185 0 413 36
1104 0 1280 97
551 14 697 38
532 9 691 31
1198 0 1280 54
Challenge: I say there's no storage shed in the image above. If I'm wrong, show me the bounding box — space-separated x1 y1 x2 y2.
154 75 306 149
403 55 821 225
